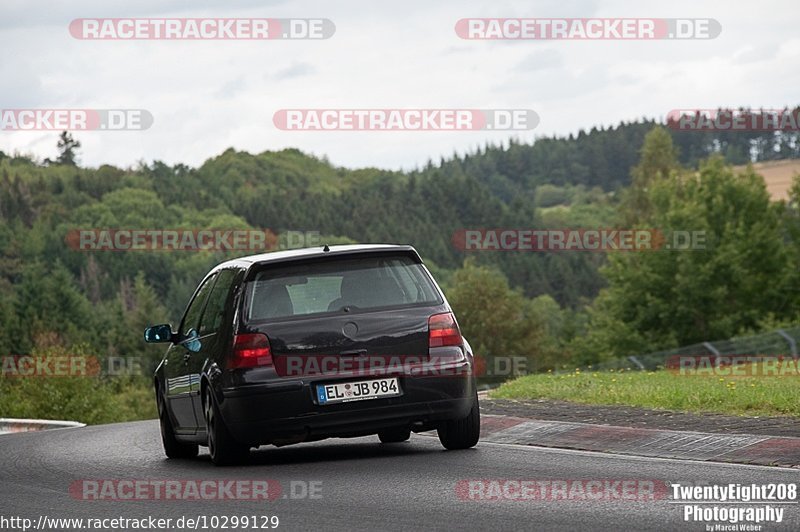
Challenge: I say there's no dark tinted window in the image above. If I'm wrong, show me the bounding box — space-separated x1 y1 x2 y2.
246 255 441 321
180 273 217 336
198 269 238 336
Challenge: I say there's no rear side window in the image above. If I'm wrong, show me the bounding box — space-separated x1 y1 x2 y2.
246 255 441 321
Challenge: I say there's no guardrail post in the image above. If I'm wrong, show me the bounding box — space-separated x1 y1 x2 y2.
627 355 646 370
776 329 798 360
702 342 720 356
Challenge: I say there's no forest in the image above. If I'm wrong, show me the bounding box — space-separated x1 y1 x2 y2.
1 108 799 380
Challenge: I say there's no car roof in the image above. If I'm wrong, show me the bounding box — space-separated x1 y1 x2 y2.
213 244 421 271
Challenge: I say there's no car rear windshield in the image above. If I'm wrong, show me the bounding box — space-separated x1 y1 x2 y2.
245 254 442 321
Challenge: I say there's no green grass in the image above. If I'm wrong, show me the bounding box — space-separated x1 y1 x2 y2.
491 368 800 418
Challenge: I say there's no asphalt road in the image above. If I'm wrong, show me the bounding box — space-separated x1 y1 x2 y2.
1 420 798 531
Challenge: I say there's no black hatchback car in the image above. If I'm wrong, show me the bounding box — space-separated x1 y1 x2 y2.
146 244 480 465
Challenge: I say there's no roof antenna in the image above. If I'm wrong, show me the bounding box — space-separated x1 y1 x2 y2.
323 244 330 252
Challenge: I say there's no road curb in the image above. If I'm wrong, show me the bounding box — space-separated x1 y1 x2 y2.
0 418 85 434
438 414 800 468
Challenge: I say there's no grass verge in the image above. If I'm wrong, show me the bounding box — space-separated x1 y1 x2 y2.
491 368 800 418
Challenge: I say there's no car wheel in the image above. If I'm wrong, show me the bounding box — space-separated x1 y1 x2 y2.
204 388 249 466
378 427 411 443
157 389 198 459
437 394 480 450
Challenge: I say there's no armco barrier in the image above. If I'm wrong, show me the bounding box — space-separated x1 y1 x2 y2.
566 326 800 374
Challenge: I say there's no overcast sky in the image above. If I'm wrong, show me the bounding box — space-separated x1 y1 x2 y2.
1 0 798 170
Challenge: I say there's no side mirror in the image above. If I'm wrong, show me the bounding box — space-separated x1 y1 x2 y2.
144 324 175 343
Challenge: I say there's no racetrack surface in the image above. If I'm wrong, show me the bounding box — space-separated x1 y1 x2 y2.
1 420 798 531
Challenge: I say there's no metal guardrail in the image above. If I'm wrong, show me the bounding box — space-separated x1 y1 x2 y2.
574 326 800 372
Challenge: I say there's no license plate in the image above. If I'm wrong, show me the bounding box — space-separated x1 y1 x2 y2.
317 377 401 405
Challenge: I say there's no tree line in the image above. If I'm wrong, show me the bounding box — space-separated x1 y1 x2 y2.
0 110 798 374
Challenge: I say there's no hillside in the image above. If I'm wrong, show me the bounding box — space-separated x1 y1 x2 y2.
1 121 800 373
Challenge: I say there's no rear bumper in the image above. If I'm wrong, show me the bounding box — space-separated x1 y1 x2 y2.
219 372 475 446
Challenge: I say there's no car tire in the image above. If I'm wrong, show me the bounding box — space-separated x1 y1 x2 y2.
157 389 199 459
437 394 480 450
204 388 249 466
378 427 411 443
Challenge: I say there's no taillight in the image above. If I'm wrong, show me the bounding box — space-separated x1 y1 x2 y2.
230 333 272 369
428 312 462 348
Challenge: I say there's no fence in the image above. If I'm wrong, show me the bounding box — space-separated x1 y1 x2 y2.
577 326 800 373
